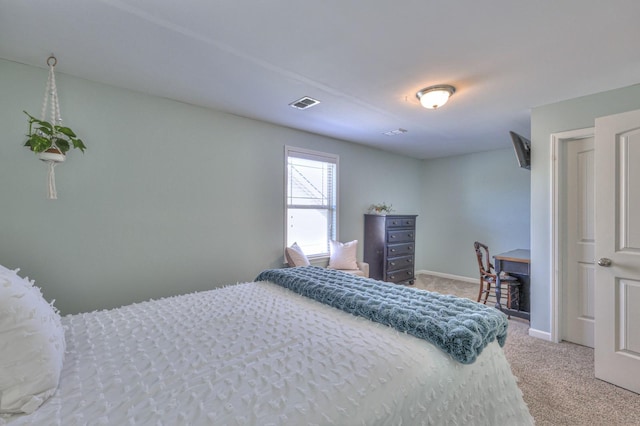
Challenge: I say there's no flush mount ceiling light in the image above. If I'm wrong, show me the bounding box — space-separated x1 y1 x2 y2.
416 84 456 109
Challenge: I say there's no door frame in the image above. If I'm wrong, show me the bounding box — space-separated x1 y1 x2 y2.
550 127 594 343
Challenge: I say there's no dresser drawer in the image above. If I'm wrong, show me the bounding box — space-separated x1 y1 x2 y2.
387 243 414 257
386 217 416 229
386 255 414 272
387 229 415 243
386 268 414 284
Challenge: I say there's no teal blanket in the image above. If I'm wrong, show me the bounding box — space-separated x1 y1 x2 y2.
255 266 508 364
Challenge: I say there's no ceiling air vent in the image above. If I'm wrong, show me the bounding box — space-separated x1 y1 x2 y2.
289 96 321 110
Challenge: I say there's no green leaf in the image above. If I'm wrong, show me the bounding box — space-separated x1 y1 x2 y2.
73 138 87 153
34 120 52 130
24 111 52 128
56 126 77 138
36 126 52 135
54 139 70 153
23 111 37 122
31 134 52 152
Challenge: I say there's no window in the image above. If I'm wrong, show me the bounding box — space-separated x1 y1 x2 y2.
285 146 338 258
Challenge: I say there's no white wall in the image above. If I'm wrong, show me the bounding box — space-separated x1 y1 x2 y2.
530 83 640 334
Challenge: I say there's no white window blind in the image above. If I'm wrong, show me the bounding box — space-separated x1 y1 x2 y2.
285 146 338 257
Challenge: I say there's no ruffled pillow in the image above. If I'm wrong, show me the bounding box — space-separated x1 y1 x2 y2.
0 266 66 414
329 240 358 270
285 242 311 267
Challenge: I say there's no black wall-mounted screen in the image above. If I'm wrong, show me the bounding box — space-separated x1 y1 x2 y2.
509 131 531 170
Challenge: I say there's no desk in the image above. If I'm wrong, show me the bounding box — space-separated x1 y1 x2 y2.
494 249 530 321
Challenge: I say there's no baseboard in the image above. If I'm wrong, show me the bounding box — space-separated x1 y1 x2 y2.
528 327 552 341
415 269 477 284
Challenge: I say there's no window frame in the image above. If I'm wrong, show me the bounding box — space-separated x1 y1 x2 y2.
284 145 339 259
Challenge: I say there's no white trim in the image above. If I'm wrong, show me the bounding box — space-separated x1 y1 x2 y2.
415 269 476 284
528 327 553 341
286 145 338 164
549 128 594 344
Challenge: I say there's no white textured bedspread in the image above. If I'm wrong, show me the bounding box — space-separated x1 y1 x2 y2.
5 282 533 425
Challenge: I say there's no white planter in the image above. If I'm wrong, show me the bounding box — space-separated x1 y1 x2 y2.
38 150 66 163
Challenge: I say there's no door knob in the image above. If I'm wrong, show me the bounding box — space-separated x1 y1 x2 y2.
597 258 612 267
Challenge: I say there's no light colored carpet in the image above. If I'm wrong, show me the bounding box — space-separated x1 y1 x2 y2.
413 273 640 426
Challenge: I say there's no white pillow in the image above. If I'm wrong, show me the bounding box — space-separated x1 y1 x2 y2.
329 240 359 270
285 242 311 267
0 266 66 414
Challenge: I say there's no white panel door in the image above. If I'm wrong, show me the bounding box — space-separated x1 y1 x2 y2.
594 109 640 394
563 137 595 347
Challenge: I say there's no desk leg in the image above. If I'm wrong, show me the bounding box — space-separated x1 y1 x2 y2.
495 261 503 311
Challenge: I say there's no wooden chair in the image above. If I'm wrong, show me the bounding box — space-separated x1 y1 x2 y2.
473 241 521 310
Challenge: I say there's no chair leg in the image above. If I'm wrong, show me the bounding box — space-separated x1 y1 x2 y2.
477 279 484 303
483 281 491 305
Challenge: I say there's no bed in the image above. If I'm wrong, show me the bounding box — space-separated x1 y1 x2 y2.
1 265 533 425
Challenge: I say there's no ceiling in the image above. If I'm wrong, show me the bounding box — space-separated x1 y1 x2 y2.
2 1 640 160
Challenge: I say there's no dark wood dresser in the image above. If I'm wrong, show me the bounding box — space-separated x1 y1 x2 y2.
363 214 417 285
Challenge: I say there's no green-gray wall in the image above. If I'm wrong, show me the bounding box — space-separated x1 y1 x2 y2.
1 59 426 314
530 83 640 335
421 149 531 279
0 58 531 316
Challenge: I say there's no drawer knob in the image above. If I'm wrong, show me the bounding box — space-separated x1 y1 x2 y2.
390 262 396 266
408 234 414 238
391 249 396 252
390 235 396 238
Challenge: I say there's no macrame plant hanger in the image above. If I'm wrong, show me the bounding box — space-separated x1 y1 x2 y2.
39 55 65 199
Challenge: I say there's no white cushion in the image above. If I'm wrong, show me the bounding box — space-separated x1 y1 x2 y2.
285 242 310 267
329 240 359 270
0 266 66 414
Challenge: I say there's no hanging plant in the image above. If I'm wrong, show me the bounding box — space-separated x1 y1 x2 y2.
23 111 86 154
23 55 87 199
